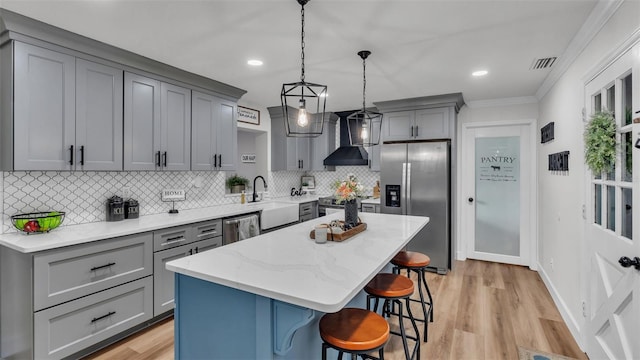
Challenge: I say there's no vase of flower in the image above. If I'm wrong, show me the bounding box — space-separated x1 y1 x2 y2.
344 199 359 227
332 173 364 228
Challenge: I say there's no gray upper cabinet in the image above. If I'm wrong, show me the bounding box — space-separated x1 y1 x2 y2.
310 114 337 171
124 72 161 170
13 42 123 171
124 73 191 171
13 42 75 170
191 91 237 171
382 110 414 141
75 59 124 171
375 93 464 142
1 10 246 172
161 82 191 171
366 118 382 171
268 106 311 171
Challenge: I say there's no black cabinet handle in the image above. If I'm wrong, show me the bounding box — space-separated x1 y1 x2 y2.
163 152 167 167
91 311 116 323
218 154 222 168
213 153 217 168
188 248 193 256
468 197 474 203
619 256 640 270
156 151 161 167
410 126 414 137
69 145 74 165
91 262 115 271
194 246 199 253
80 145 85 166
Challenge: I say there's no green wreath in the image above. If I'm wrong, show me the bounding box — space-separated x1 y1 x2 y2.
584 111 617 175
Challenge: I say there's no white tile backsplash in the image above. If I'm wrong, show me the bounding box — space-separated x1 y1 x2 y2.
1 167 379 233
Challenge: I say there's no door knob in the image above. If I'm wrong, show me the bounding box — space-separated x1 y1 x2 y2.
618 256 640 270
468 197 474 203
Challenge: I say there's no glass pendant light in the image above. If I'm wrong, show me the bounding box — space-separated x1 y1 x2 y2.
348 50 382 146
281 0 327 137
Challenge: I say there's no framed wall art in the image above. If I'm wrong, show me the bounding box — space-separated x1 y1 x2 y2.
237 106 260 125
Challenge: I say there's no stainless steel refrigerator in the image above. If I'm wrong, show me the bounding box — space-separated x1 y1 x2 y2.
380 140 450 274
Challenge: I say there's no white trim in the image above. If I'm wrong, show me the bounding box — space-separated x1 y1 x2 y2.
537 0 624 100
538 261 584 350
465 96 538 109
582 27 640 85
459 119 538 269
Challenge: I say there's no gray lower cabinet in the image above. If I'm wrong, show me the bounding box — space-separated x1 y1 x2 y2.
34 277 153 360
124 72 191 171
11 42 124 171
299 201 318 222
152 219 222 316
191 91 237 171
361 203 380 213
153 237 222 316
33 233 153 311
0 232 153 360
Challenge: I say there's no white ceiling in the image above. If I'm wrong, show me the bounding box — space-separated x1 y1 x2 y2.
1 0 598 111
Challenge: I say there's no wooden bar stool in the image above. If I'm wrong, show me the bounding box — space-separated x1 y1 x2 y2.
319 307 389 359
391 251 434 342
365 273 420 360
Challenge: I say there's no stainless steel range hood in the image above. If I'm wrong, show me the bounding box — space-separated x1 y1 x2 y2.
323 112 369 166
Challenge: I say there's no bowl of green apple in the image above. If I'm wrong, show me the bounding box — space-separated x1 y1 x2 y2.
11 211 65 234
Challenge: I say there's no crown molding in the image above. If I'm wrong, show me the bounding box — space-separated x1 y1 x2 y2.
536 0 624 100
465 96 538 109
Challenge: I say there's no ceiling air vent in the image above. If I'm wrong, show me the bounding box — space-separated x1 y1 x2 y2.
530 57 557 70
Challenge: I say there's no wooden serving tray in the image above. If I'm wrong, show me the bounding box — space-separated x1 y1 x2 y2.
310 222 367 242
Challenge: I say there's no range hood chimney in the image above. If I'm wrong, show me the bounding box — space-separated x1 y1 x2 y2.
323 111 369 166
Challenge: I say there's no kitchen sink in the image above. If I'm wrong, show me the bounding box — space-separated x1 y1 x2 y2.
247 201 299 230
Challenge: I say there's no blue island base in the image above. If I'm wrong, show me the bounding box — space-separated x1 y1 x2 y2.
174 274 373 359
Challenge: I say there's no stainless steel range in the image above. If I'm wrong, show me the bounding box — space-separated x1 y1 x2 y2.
318 196 367 217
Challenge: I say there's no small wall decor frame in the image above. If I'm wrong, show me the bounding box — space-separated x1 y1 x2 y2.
237 106 260 125
548 151 570 171
541 122 554 143
301 175 316 189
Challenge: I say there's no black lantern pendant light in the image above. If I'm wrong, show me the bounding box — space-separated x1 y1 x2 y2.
281 0 327 138
348 50 382 146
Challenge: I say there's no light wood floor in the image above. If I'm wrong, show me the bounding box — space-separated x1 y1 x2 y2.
85 259 587 360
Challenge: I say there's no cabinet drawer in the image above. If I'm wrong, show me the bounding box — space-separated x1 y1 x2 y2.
34 276 153 360
153 225 193 251
361 204 376 213
192 219 222 240
33 233 153 311
153 237 222 316
299 202 313 216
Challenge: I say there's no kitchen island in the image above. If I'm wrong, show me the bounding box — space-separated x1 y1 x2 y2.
166 212 429 359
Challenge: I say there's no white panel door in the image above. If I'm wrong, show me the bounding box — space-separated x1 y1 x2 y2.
462 121 534 266
584 44 640 360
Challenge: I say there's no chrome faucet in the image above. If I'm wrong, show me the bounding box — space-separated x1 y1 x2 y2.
252 176 267 202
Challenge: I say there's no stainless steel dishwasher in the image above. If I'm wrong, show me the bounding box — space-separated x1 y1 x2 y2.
222 212 260 245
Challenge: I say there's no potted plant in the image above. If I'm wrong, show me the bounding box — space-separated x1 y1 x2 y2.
226 174 249 194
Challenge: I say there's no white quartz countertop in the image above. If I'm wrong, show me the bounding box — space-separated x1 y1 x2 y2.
166 212 429 313
0 200 308 253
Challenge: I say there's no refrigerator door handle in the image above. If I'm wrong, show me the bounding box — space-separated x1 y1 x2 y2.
406 162 412 214
401 162 407 214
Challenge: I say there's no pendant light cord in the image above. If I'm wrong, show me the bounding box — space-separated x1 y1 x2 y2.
300 4 305 83
362 56 367 110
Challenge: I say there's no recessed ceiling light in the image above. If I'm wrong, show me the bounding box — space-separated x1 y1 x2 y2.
247 59 263 66
472 70 488 77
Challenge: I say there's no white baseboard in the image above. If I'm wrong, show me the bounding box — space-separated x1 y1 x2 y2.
537 261 584 350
